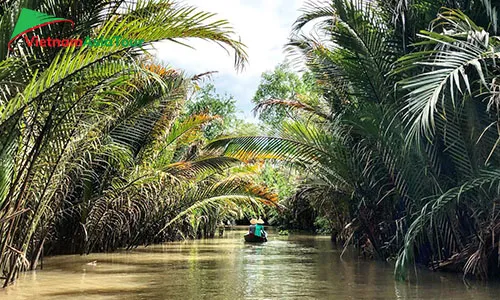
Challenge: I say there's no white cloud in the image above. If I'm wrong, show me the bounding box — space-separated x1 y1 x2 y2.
153 0 305 120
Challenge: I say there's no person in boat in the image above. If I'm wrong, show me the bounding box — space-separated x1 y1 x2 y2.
245 218 267 242
248 218 258 235
255 218 267 238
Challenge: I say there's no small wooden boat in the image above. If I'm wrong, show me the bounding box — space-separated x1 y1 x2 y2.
244 232 267 243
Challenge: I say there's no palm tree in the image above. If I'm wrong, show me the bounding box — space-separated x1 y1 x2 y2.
394 8 500 280
0 0 279 287
209 0 500 279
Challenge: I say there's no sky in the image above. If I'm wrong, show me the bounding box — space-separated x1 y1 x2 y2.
154 0 306 122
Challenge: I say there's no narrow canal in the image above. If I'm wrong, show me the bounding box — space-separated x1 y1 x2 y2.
1 227 499 299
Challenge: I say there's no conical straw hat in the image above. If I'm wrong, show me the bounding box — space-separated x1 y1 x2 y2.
257 218 265 224
250 218 258 225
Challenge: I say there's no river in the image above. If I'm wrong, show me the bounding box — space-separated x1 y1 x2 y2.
1 227 499 299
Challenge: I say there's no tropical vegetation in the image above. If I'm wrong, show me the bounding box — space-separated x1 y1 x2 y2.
209 0 500 280
2 0 500 289
0 0 278 287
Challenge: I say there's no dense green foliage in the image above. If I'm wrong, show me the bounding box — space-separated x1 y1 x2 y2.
253 63 321 128
2 0 500 289
184 83 237 140
209 0 500 280
0 0 278 287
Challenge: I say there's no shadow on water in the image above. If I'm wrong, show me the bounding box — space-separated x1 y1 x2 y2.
1 227 500 299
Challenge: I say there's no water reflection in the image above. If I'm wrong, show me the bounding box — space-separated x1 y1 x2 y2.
1 227 499 299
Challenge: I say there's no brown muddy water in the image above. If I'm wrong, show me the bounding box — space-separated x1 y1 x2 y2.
1 227 500 299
